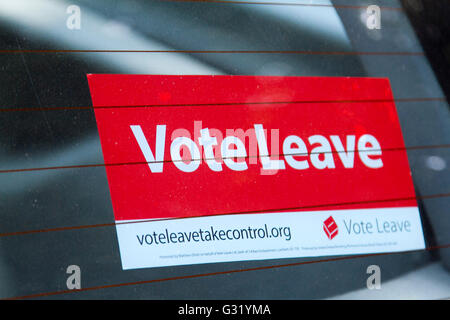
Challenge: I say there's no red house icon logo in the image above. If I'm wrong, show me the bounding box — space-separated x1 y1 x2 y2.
323 216 338 240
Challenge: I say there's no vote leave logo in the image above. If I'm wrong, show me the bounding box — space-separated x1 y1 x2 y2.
87 74 417 222
323 216 339 240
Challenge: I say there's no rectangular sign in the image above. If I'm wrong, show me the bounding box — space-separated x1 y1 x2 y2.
87 74 425 270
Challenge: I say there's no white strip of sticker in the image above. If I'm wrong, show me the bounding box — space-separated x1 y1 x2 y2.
115 207 425 270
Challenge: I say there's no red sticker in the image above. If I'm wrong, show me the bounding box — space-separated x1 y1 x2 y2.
87 75 425 270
